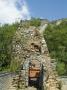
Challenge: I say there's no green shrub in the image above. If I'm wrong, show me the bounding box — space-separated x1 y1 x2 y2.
0 22 19 71
44 20 67 75
30 18 41 27
56 62 66 75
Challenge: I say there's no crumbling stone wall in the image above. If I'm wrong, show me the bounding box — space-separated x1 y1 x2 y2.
12 23 61 90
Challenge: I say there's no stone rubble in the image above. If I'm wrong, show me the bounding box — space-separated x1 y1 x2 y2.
11 22 61 90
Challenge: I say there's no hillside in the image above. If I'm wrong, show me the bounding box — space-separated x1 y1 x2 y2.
0 18 67 76
44 19 67 75
0 18 67 90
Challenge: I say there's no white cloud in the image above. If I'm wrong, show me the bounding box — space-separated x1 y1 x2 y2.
0 0 31 24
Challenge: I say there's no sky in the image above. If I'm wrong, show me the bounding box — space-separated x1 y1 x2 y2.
27 0 67 20
0 0 67 24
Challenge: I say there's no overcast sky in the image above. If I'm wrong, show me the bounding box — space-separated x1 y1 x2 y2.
0 0 67 24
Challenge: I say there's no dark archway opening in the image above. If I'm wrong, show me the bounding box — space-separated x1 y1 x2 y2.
28 64 44 90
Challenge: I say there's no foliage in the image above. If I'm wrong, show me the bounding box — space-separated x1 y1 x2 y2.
44 20 67 75
56 62 66 75
0 23 19 71
10 60 21 72
30 18 41 27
